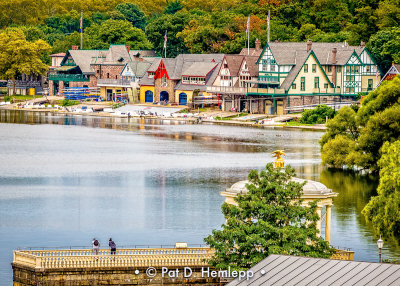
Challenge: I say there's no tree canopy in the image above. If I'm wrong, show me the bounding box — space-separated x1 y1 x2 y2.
204 163 333 270
362 140 400 237
320 76 400 171
0 29 51 92
0 0 398 67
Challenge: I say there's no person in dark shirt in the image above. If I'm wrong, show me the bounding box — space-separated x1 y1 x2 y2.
109 238 116 255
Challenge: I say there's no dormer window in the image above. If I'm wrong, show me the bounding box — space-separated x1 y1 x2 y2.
148 72 155 78
198 77 205 85
182 76 189 84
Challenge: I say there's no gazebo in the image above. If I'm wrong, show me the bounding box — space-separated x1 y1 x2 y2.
220 152 338 243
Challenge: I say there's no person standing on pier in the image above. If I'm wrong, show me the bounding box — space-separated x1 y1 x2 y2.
109 238 116 255
92 238 100 255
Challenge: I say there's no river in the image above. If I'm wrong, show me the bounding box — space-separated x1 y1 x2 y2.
0 110 399 284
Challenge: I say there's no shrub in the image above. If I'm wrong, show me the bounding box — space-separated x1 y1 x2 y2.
300 105 336 124
61 99 79 106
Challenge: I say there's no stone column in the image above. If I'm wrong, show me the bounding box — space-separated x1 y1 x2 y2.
49 81 54 96
316 206 322 237
59 81 64 95
325 204 332 244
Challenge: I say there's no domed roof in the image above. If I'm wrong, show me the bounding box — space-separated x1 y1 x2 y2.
225 177 335 197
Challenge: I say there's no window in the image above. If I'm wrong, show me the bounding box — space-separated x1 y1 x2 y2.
270 65 276 72
162 75 167 87
355 66 359 73
148 72 155 78
198 77 206 85
312 64 316 73
368 79 373 90
304 64 308 73
223 63 228 68
182 76 189 84
301 77 305 91
191 77 198 84
314 77 319 88
346 66 351 73
324 83 329 89
337 66 341 72
328 66 332 72
292 83 296 89
107 73 110 78
366 65 371 73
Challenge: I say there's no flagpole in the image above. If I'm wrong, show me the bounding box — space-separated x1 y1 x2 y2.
247 16 250 55
267 10 270 43
80 12 83 49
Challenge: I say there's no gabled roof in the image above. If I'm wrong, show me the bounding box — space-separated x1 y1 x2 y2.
122 61 153 78
104 45 131 64
280 50 333 91
67 50 106 74
224 55 244 76
228 254 400 286
262 42 365 66
182 62 218 77
243 56 259 77
240 48 262 57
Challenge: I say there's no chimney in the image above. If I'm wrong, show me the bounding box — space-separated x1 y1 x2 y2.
360 41 365 48
307 39 312 52
126 45 130 53
71 45 79 50
255 39 261 51
331 48 337 87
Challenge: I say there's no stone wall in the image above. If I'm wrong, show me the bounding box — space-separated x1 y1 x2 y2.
154 79 177 103
12 264 225 286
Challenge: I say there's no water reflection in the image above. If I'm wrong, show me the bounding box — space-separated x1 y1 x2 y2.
0 109 399 284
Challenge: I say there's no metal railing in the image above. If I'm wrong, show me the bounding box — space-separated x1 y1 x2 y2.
13 247 214 269
48 74 90 82
206 86 246 94
7 80 41 88
97 79 132 87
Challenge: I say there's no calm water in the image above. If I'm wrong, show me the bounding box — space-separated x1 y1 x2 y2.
0 110 399 284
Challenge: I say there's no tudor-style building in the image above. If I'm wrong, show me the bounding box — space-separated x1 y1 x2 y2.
210 54 259 112
245 40 381 114
139 54 224 106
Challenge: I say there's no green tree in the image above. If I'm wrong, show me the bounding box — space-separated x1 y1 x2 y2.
204 163 333 270
362 140 400 237
165 0 184 14
300 105 336 124
0 29 51 94
367 27 400 73
115 3 146 30
85 19 152 50
146 12 190 57
321 135 357 167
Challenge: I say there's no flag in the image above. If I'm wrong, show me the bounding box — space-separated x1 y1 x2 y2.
267 14 270 25
163 31 167 49
80 12 83 33
246 16 250 33
376 70 380 80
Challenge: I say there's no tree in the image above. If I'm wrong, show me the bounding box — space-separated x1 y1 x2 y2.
367 27 400 73
0 29 51 94
146 12 190 57
204 163 333 270
300 105 336 124
362 140 400 237
84 19 152 50
165 0 184 14
115 3 146 30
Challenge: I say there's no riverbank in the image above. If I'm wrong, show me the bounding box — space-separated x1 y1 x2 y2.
0 100 326 130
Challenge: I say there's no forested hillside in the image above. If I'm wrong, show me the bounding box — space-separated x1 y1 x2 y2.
1 0 399 72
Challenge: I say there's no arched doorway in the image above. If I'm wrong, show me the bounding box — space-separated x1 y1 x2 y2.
179 93 187 105
145 90 153 103
160 91 169 103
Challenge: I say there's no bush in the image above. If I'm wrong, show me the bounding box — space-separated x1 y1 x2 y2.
300 105 336 124
61 99 79 106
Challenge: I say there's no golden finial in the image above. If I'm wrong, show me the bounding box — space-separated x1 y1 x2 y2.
272 150 285 168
